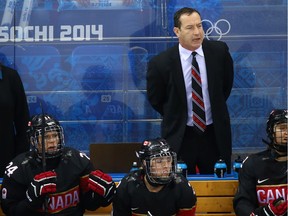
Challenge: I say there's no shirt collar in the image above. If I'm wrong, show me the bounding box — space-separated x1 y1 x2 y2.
179 44 204 60
194 46 204 57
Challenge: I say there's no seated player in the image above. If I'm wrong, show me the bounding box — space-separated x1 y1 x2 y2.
112 138 197 215
1 114 116 215
233 109 288 216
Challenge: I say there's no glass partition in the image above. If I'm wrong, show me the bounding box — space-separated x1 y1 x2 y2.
0 0 287 154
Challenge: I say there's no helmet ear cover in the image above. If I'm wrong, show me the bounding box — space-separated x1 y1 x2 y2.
136 138 177 185
265 109 287 153
27 114 65 159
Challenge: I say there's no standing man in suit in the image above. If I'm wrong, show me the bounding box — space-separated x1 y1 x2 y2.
146 7 234 174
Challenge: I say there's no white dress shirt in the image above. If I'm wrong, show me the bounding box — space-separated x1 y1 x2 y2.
179 44 212 126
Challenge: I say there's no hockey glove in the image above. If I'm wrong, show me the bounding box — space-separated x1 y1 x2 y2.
80 175 89 193
26 171 57 207
88 170 115 201
251 197 288 216
262 197 288 216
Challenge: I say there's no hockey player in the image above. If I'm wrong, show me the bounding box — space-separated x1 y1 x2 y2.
0 114 116 216
112 138 197 215
233 109 288 216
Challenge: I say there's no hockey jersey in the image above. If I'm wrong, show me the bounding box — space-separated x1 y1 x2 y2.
1 147 107 215
233 149 287 216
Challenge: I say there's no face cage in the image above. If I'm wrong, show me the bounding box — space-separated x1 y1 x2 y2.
271 123 287 153
144 151 177 185
268 112 287 138
31 125 65 159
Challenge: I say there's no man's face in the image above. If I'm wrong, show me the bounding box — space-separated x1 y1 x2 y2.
37 131 59 154
149 155 172 178
274 122 288 145
173 12 204 51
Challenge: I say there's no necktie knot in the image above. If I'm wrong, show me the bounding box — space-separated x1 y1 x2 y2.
192 51 197 57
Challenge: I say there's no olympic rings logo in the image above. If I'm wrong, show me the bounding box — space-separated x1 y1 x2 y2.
202 19 231 40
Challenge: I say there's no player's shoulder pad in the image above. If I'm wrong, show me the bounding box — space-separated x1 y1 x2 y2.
169 174 195 195
243 149 270 167
173 173 188 184
122 169 143 184
61 147 90 165
3 152 36 180
62 147 89 159
117 170 144 190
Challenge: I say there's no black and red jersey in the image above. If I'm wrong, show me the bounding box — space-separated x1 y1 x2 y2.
1 147 108 216
233 149 287 216
112 170 197 216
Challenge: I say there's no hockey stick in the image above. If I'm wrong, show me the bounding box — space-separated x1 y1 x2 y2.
40 102 46 171
39 102 49 214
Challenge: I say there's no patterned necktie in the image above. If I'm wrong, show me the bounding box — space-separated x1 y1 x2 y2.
191 51 206 133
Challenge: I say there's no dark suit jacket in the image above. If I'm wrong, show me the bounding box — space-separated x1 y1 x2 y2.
146 39 234 165
0 65 30 177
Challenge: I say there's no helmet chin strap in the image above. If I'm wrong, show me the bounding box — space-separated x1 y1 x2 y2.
145 175 163 187
263 139 287 159
271 150 288 161
272 143 287 154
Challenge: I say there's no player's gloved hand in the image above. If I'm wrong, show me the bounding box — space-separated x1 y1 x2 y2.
26 171 57 207
262 197 287 216
79 175 89 193
88 170 115 201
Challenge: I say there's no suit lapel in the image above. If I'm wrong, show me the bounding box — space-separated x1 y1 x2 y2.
202 40 215 95
170 45 187 105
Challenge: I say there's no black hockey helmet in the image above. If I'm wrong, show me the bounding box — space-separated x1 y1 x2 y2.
27 114 64 159
136 138 177 185
266 109 287 153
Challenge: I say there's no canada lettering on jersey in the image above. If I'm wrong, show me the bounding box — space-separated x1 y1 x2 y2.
47 186 80 213
256 185 288 205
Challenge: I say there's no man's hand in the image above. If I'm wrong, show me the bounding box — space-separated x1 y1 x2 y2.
263 197 287 216
26 171 57 207
88 170 115 201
